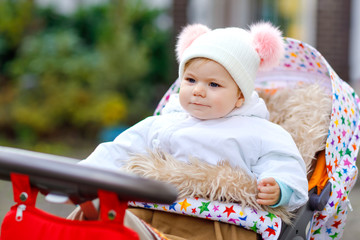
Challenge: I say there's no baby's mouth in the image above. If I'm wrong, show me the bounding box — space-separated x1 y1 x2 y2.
191 102 210 107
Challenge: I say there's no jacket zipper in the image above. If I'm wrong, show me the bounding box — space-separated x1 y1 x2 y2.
15 204 26 222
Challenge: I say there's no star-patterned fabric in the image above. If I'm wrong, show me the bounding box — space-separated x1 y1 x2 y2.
307 51 359 240
129 198 281 239
151 38 359 240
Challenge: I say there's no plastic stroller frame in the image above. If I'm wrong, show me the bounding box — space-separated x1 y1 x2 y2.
279 181 332 239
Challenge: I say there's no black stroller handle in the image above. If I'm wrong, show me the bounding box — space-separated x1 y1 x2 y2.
0 146 178 204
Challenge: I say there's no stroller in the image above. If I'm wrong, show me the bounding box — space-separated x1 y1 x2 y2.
0 37 359 240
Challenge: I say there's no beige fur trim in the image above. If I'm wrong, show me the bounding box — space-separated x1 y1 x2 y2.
123 150 293 224
124 151 258 206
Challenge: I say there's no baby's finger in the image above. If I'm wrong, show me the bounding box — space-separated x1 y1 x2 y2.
256 198 277 206
259 178 276 186
258 184 277 193
257 192 277 200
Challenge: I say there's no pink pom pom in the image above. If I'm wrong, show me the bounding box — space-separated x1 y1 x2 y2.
176 24 211 62
250 22 284 70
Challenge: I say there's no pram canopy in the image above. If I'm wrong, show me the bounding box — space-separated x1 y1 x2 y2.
149 37 360 240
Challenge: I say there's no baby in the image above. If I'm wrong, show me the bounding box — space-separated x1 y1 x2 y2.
81 22 308 210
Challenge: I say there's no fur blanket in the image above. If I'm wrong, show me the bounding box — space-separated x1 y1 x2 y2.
124 150 293 223
122 83 332 224
258 83 332 178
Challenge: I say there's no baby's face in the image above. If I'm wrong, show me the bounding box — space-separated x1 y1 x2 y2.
179 59 244 120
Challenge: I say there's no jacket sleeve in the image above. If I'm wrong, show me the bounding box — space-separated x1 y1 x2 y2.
254 152 308 211
251 125 309 211
271 180 293 208
79 116 157 171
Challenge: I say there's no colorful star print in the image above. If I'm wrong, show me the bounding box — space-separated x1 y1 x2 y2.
228 218 239 224
343 159 351 167
330 232 339 239
266 212 276 221
312 228 321 235
213 205 219 212
239 215 247 221
143 203 151 209
316 214 326 221
250 221 258 232
265 226 276 237
336 189 343 199
130 196 282 240
178 198 191 211
223 205 236 218
198 201 210 214
169 202 177 211
331 220 342 229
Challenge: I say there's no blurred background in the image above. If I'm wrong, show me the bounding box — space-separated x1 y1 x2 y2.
0 0 359 238
0 0 360 156
0 0 360 157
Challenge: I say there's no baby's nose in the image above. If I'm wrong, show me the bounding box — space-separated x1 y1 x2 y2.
193 84 206 97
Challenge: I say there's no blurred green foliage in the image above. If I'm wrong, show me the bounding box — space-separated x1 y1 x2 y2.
0 0 173 150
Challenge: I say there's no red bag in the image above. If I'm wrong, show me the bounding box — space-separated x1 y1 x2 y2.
0 173 139 240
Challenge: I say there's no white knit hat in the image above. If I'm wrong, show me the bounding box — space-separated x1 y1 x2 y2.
176 22 284 103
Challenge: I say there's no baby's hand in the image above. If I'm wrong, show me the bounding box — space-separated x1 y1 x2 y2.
256 177 280 206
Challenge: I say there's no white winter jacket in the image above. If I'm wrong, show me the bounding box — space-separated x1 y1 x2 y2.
81 92 308 210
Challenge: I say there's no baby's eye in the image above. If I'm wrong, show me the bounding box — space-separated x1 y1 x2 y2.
186 78 196 83
210 82 220 87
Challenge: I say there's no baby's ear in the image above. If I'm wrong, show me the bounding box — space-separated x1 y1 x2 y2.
176 24 210 62
235 95 245 108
